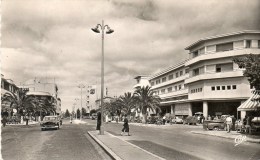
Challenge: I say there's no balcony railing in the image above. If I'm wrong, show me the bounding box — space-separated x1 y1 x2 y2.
185 70 244 84
158 89 188 99
151 74 189 90
185 48 260 66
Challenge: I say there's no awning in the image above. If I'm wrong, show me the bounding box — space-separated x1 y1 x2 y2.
237 93 260 111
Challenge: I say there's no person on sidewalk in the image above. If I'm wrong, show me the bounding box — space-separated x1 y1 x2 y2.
226 116 232 133
96 112 101 130
2 116 7 127
121 115 130 136
163 115 166 125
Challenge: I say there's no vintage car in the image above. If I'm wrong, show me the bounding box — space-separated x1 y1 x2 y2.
172 117 184 124
40 116 61 131
203 115 230 130
204 119 226 130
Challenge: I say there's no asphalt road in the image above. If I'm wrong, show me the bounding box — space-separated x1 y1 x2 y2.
1 119 112 160
98 120 260 160
2 119 260 160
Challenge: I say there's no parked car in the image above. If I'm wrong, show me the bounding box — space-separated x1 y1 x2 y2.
183 116 197 125
172 117 183 124
91 113 97 120
40 116 61 131
203 115 230 130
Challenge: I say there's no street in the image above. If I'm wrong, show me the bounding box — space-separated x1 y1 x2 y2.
2 119 260 160
102 121 260 160
1 119 112 160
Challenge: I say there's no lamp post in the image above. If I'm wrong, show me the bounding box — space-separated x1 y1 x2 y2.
75 98 79 119
78 84 85 121
92 20 114 135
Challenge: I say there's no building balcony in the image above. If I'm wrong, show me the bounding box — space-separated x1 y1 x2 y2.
185 70 244 84
185 48 260 66
159 89 188 99
151 74 189 90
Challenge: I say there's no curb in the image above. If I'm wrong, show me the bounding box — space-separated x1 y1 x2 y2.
191 131 260 144
87 131 122 160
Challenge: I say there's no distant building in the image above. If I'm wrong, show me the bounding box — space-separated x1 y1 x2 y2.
1 74 19 112
133 75 150 90
20 77 61 115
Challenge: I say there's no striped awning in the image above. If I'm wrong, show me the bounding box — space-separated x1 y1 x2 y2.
237 93 260 111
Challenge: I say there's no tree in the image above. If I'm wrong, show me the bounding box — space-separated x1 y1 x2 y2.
65 109 70 118
1 89 35 123
76 108 80 119
82 107 87 116
134 86 161 123
233 54 260 90
117 92 136 116
233 54 260 102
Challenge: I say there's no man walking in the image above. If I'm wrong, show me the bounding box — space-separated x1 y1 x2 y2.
226 116 232 133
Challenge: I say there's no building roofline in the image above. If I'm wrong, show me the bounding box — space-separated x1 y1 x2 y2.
134 75 150 79
149 59 189 80
185 30 260 50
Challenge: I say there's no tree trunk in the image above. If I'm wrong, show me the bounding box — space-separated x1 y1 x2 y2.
142 113 147 124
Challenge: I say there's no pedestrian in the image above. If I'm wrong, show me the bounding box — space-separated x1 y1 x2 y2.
96 112 101 130
121 115 130 136
163 115 166 125
226 116 232 133
2 116 7 127
70 115 72 124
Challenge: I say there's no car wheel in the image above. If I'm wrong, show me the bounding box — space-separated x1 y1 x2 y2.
213 126 219 131
41 128 44 131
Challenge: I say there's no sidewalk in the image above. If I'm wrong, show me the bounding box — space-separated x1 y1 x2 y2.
88 131 165 160
191 130 260 143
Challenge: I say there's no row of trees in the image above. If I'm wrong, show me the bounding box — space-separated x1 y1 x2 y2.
1 89 56 124
102 86 161 123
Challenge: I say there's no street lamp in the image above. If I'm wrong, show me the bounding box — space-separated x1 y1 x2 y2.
78 84 85 121
75 98 79 119
92 20 114 135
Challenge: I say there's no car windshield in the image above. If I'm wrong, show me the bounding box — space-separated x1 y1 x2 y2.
44 117 57 120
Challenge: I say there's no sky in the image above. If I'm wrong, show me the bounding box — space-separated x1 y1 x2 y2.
2 0 260 112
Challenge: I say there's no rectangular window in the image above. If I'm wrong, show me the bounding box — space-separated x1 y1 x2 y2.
216 42 233 52
212 86 215 91
161 89 165 94
193 51 198 57
162 77 166 82
180 71 183 76
176 72 179 78
179 85 182 90
217 86 220 90
156 79 160 84
175 86 177 91
222 86 226 90
168 74 173 80
151 82 154 86
216 64 221 72
193 68 200 76
167 87 172 92
246 40 251 48
185 69 189 74
258 40 260 48
227 85 231 90
232 85 237 89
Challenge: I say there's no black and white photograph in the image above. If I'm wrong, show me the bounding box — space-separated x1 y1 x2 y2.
1 0 260 160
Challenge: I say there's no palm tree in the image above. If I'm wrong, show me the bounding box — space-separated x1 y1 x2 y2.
134 86 161 123
1 89 35 123
117 92 136 116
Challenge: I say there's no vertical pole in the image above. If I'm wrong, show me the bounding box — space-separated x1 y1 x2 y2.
80 87 82 121
100 20 104 135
